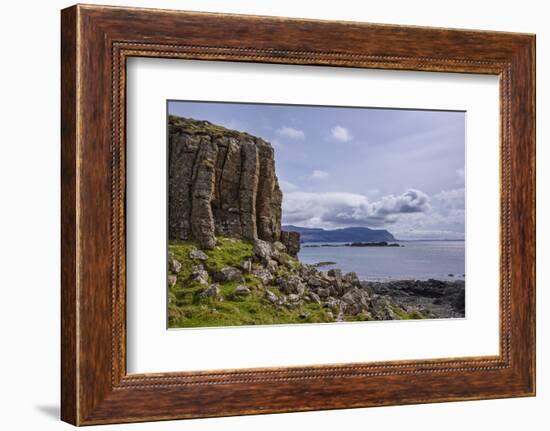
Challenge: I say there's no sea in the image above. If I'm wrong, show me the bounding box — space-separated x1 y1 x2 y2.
298 241 465 281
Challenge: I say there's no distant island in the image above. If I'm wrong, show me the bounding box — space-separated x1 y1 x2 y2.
304 241 402 248
282 225 396 243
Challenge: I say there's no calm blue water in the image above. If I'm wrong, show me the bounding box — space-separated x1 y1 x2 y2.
298 241 465 281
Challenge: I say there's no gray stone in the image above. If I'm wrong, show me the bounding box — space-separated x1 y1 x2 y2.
305 292 321 304
168 274 177 287
265 290 278 304
168 253 182 274
327 268 343 285
276 276 306 295
253 268 274 285
272 241 287 253
343 272 360 285
199 284 220 298
287 293 301 303
212 267 243 283
266 258 278 273
241 259 252 273
285 301 302 310
253 239 273 261
234 285 251 296
191 269 209 285
189 249 208 261
317 287 330 299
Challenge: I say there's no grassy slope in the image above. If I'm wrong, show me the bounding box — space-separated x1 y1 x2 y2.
168 238 343 328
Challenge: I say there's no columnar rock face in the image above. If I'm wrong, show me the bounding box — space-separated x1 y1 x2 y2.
168 116 294 251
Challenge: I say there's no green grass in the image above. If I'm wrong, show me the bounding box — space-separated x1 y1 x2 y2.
169 115 256 140
167 238 347 328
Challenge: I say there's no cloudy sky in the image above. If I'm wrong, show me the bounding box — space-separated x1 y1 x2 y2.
168 101 465 240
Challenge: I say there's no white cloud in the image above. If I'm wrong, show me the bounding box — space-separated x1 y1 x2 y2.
330 125 353 142
310 170 329 180
434 188 465 210
276 126 305 140
282 189 431 229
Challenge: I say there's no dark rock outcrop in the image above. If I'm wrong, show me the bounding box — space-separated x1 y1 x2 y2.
169 116 298 251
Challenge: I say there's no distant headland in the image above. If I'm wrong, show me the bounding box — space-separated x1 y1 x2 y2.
282 225 395 243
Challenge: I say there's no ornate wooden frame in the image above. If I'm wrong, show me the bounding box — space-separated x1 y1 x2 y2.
61 4 536 425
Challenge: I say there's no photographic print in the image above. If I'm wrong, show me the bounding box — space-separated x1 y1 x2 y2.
167 101 466 329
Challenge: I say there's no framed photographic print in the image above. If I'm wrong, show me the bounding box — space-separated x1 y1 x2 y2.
61 4 536 425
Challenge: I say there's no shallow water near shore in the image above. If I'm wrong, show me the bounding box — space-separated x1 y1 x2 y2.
298 240 465 281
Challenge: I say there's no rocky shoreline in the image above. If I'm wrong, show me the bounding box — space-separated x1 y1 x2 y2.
365 279 465 319
168 237 465 326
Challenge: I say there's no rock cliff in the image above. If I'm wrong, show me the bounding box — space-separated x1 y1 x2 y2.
168 116 299 254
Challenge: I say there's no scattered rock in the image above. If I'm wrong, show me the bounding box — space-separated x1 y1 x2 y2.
241 259 252 273
272 241 287 254
265 290 278 304
212 267 243 283
253 239 273 261
276 276 306 295
199 284 219 298
343 272 360 285
168 274 177 287
191 268 209 285
168 253 182 273
234 285 251 296
285 301 302 310
287 293 301 303
253 268 274 285
316 287 330 299
327 268 343 284
305 291 321 304
189 249 208 261
265 258 278 273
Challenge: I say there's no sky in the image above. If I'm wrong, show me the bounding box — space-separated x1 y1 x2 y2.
168 101 465 240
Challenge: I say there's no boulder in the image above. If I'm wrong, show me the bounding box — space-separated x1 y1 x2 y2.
316 287 330 299
167 275 177 288
241 259 252 273
168 253 182 273
265 258 278 273
253 268 274 285
199 284 220 298
287 293 301 303
327 268 343 285
276 276 306 295
189 249 208 261
343 272 360 285
265 290 278 304
305 291 321 304
253 239 273 261
212 267 243 283
191 269 209 285
272 241 287 254
234 285 251 296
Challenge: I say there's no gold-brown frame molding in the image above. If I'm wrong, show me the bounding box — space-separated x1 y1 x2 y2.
61 4 535 425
